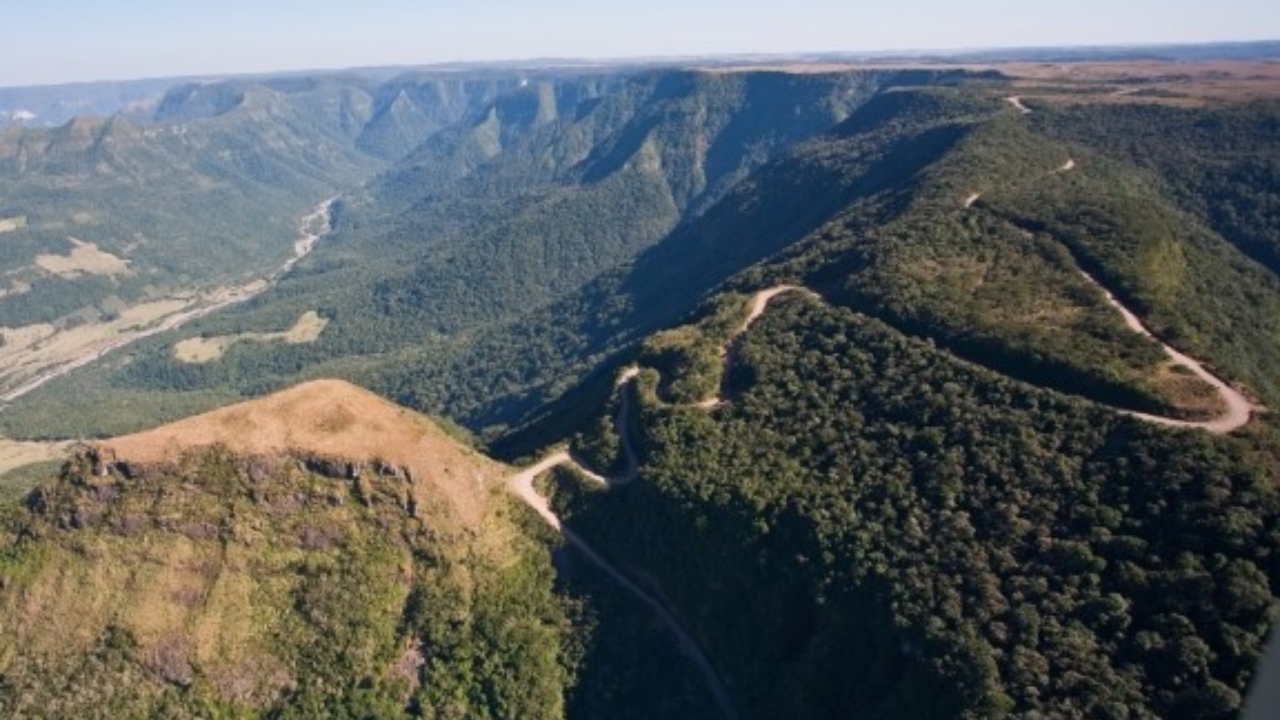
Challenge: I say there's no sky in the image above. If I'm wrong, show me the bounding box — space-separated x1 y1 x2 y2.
2 0 1277 87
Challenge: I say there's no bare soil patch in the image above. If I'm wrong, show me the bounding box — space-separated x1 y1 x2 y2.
173 311 329 364
1150 362 1228 420
34 237 131 277
1 298 191 401
281 310 326 343
0 323 57 352
0 215 27 234
172 336 237 364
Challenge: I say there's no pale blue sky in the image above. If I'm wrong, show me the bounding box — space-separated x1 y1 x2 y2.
3 0 1277 86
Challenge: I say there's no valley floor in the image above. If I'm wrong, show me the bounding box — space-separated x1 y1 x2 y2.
0 200 336 481
0 199 334 405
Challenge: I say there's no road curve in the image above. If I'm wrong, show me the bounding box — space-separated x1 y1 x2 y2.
1080 272 1257 433
510 247 1260 718
697 285 816 409
508 451 573 530
1028 154 1255 431
964 152 1256 432
608 366 642 483
505 444 740 720
506 286 829 719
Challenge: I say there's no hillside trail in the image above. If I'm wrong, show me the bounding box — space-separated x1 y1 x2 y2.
1077 272 1257 433
505 285 812 720
697 285 817 409
0 197 336 405
1006 96 1033 114
508 452 740 720
510 226 1254 716
964 149 1258 433
512 105 1260 714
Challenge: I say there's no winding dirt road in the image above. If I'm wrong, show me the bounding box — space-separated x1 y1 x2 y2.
697 285 814 409
506 442 739 720
507 93 1263 720
963 149 1257 433
511 112 1265 713
605 366 642 483
508 452 575 530
506 286 828 719
509 259 1258 720
1079 272 1257 433
503 288 818 720
739 285 807 332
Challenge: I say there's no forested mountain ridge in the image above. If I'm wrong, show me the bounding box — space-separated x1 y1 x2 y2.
556 288 1277 718
0 60 1277 719
1030 100 1280 275
506 71 1280 717
0 78 181 129
330 68 966 330
522 73 1280 717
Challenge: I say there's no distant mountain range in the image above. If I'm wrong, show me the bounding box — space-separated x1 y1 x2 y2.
4 39 1277 129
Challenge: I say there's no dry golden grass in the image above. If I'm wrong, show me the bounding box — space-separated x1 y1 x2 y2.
0 530 294 702
189 549 294 702
3 536 135 656
0 215 26 234
126 538 205 643
1149 362 1229 420
0 323 56 353
173 311 328 364
115 298 194 327
34 237 131 277
0 437 71 475
1002 60 1280 106
281 310 327 343
172 335 238 364
103 379 508 528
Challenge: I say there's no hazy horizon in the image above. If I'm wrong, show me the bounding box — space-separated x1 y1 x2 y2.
3 0 1278 87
